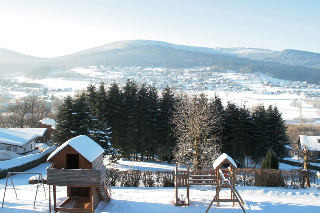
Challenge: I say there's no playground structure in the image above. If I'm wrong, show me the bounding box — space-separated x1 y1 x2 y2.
47 135 111 213
174 153 246 213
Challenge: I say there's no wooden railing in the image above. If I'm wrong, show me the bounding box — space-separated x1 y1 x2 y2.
47 166 106 186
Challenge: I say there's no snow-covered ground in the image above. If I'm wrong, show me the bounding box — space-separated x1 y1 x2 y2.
1 160 320 213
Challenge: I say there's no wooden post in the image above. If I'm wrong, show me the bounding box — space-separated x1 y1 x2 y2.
53 185 56 212
90 187 94 213
216 169 219 207
175 163 178 205
232 172 235 207
48 185 51 213
187 166 189 206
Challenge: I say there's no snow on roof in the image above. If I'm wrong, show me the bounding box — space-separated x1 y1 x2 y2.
0 128 38 147
213 153 237 169
8 128 47 137
47 135 104 163
35 143 49 149
39 118 56 129
285 145 293 150
299 135 320 151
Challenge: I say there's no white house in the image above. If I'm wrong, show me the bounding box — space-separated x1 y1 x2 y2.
0 129 38 154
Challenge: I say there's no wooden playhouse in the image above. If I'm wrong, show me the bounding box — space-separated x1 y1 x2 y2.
47 135 111 213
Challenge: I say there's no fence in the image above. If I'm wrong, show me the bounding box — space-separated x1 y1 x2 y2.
106 168 319 188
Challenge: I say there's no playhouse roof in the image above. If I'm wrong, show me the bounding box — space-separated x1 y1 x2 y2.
299 135 320 151
0 128 38 147
47 135 104 163
213 153 237 169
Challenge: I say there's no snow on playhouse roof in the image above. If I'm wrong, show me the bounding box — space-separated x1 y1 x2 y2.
0 128 38 147
299 135 320 151
213 153 237 169
47 135 104 163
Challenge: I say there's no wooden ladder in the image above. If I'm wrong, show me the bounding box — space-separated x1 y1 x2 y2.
97 181 112 202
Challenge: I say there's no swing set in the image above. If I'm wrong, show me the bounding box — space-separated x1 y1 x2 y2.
2 172 46 209
174 153 246 213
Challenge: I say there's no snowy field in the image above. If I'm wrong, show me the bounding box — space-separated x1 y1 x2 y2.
1 160 320 213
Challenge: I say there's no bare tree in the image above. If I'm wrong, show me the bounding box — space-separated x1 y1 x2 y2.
172 93 221 170
8 95 51 127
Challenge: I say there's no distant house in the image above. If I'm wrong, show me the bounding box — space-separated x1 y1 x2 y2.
39 118 56 141
298 135 320 159
0 128 49 154
0 129 37 154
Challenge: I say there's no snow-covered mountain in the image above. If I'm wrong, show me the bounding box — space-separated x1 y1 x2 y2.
0 47 44 63
71 40 225 56
1 40 320 84
213 47 320 69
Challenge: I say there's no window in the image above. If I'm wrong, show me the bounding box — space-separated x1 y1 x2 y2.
6 146 11 151
31 144 32 149
12 146 17 152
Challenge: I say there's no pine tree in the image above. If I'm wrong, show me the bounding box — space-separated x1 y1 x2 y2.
71 93 91 136
158 85 176 162
222 102 240 161
251 105 269 164
86 82 113 152
95 82 108 122
86 82 97 110
145 84 159 161
136 83 149 160
261 150 279 169
121 79 139 158
106 82 123 150
237 106 252 166
266 105 289 158
53 96 74 144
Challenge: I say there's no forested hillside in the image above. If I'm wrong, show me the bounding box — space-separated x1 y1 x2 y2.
2 40 320 85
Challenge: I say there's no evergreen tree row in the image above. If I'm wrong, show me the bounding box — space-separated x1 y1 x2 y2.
54 79 176 162
53 79 289 166
222 103 289 166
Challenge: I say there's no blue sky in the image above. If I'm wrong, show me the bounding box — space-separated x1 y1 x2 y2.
0 0 319 57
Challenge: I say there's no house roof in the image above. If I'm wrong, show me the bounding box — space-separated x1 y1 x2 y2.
0 128 38 147
39 118 56 129
213 153 237 169
47 135 104 163
299 135 320 151
8 128 47 137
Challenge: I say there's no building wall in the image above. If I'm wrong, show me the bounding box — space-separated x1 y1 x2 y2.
17 140 35 154
92 154 104 170
50 145 92 169
0 140 35 154
40 123 54 141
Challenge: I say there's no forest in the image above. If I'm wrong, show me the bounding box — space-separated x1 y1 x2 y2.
53 80 289 168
